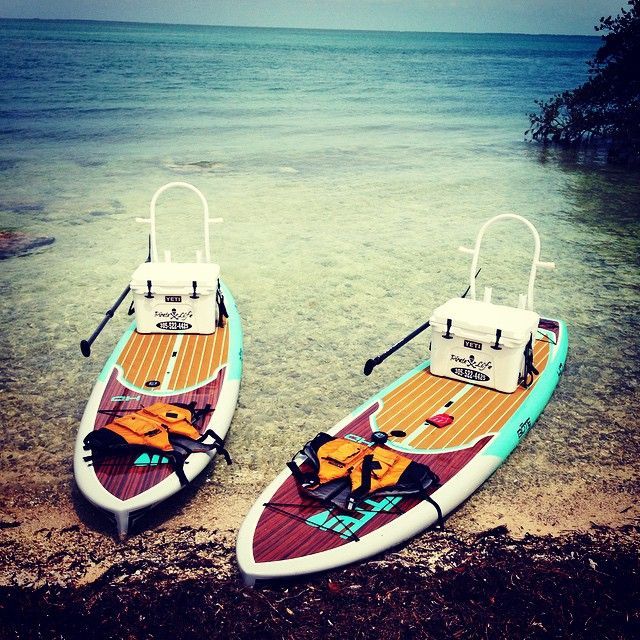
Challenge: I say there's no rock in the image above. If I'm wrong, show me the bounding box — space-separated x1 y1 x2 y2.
187 160 225 170
0 231 55 260
0 202 45 214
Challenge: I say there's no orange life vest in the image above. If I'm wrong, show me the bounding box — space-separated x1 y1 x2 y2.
103 403 202 450
312 438 413 495
83 402 231 485
287 432 439 512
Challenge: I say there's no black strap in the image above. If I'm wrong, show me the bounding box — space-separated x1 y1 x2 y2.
287 460 318 488
217 282 228 327
347 455 382 509
168 452 189 486
443 318 453 339
423 492 444 529
166 401 212 428
198 429 232 464
521 334 539 388
192 403 213 427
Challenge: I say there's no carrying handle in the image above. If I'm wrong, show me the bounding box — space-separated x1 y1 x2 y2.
136 181 223 263
457 213 555 311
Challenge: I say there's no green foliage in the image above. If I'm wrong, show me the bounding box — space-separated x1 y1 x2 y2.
527 0 640 163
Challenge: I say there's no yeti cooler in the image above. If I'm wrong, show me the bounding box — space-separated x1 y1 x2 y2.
130 261 220 334
429 297 539 393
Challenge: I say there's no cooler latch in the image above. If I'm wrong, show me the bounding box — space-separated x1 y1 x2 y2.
443 318 453 340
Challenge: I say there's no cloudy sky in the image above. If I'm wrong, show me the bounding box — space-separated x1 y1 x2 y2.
0 0 629 35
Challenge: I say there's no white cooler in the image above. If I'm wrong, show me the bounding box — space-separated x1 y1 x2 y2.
429 297 539 393
130 261 220 334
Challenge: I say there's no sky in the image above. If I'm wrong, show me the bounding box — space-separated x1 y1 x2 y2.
0 0 629 35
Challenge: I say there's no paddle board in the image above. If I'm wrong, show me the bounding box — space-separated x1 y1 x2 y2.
74 183 242 537
236 215 567 585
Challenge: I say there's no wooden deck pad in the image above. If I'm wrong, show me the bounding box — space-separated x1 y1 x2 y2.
379 338 550 452
116 324 229 392
89 324 231 501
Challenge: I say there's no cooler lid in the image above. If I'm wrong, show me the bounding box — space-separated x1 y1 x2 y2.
430 297 539 343
130 261 220 294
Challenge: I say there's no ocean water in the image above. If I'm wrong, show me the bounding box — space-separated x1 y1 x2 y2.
1 20 638 530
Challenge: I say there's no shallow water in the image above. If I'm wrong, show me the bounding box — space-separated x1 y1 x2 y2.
0 20 638 535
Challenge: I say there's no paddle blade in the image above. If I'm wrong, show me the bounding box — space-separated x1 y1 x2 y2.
363 359 376 376
80 340 91 358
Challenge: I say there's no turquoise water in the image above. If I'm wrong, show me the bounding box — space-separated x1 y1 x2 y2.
1 20 638 530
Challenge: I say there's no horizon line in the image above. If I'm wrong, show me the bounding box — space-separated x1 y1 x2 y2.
0 16 601 39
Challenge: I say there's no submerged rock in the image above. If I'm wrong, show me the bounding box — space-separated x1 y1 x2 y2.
0 201 45 214
187 160 225 170
0 231 54 260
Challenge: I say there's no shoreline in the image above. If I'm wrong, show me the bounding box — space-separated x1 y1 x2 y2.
1 521 637 638
1 468 638 637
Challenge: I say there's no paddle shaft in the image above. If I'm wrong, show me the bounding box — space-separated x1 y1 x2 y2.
363 269 481 376
80 236 151 357
80 285 131 357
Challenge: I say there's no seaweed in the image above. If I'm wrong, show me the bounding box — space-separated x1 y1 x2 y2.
1 526 638 640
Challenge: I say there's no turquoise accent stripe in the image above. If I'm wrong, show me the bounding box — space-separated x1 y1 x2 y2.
221 279 243 381
482 320 569 460
134 452 170 466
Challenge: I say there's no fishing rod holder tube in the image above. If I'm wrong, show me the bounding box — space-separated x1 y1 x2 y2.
428 214 555 393
131 182 223 335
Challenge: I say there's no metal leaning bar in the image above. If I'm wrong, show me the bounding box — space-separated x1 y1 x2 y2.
458 213 555 310
136 181 223 264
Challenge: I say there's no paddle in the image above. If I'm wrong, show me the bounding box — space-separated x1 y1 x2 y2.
80 237 151 357
363 269 481 376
